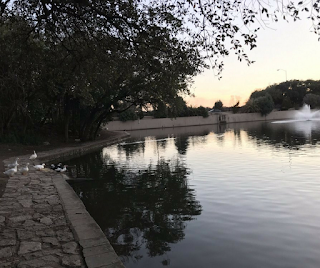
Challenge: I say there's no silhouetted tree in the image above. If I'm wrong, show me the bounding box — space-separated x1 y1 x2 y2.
303 93 320 108
214 100 223 110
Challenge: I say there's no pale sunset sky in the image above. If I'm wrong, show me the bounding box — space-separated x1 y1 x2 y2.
186 17 320 108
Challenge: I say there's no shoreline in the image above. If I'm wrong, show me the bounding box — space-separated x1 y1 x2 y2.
0 131 130 268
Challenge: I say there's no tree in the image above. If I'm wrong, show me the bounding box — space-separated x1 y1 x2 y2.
244 99 259 114
168 96 188 118
255 94 275 116
245 93 274 116
118 108 139 122
197 106 209 118
303 93 320 108
251 80 320 111
1 1 320 142
214 100 223 110
153 102 168 119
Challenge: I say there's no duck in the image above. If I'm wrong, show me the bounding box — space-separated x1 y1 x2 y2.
3 165 18 177
34 163 45 171
20 163 29 175
7 158 19 169
55 165 67 172
29 151 37 160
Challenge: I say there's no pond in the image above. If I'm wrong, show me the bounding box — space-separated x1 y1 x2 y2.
65 121 320 268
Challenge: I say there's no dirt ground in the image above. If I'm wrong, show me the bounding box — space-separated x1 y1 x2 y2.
0 130 120 197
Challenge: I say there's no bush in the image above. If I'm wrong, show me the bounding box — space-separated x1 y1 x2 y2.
255 94 274 116
197 106 209 118
118 109 138 122
244 94 274 116
303 93 320 108
0 130 45 145
244 99 259 113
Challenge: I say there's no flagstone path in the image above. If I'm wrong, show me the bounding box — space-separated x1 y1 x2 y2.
0 133 128 268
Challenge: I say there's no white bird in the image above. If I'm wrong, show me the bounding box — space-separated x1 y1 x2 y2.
7 158 19 169
34 163 45 171
29 151 37 160
3 165 18 177
55 165 67 172
20 163 29 175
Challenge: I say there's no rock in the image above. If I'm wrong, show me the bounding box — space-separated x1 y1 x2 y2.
61 255 82 267
9 215 32 223
0 247 13 258
17 259 46 268
36 229 55 237
56 229 74 242
42 237 60 247
18 241 42 255
62 242 78 254
0 239 16 246
18 199 32 208
17 230 35 240
40 217 53 225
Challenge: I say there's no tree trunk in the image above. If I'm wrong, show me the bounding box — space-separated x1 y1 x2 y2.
3 108 15 132
93 111 110 140
79 109 100 141
64 95 71 143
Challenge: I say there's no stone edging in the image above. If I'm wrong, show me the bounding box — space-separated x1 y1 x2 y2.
53 174 125 268
2 131 130 268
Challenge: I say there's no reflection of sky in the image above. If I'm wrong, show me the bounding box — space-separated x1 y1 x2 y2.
273 120 320 139
87 121 320 268
105 121 320 174
103 137 180 172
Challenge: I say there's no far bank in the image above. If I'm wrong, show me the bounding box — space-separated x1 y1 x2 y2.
104 110 297 131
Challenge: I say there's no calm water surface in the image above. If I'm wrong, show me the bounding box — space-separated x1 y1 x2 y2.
66 121 320 268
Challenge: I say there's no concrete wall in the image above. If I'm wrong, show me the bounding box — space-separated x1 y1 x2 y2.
104 110 297 131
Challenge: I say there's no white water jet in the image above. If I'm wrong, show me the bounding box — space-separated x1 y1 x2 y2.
273 104 320 124
294 104 320 121
272 104 320 138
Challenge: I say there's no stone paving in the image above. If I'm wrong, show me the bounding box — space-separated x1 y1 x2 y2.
0 167 86 268
0 132 129 268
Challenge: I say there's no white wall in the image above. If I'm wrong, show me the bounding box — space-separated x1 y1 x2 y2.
104 110 296 131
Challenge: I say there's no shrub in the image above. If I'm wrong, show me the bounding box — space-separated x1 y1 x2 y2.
197 106 209 118
118 109 138 122
255 94 274 116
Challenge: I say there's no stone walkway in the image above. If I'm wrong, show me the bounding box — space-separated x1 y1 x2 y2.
0 133 129 268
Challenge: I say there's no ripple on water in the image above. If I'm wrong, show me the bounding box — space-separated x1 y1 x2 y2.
67 122 320 268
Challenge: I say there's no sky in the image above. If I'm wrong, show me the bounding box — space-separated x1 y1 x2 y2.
186 17 320 108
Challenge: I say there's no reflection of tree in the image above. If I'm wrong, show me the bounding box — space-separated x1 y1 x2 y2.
117 141 146 159
174 135 189 154
68 157 202 265
175 130 210 155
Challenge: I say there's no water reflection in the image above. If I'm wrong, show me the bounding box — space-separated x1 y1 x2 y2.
64 121 320 268
67 155 202 264
244 121 320 149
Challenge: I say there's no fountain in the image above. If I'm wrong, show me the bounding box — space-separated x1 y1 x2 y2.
271 104 320 138
272 104 320 124
294 104 320 121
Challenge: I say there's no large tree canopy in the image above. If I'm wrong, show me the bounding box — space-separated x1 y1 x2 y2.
1 0 319 142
